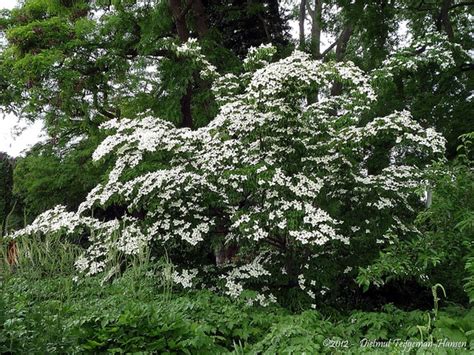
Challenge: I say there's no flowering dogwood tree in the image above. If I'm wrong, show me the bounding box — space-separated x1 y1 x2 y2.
9 41 446 306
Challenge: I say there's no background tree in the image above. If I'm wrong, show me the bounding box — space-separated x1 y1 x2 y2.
0 0 292 221
289 0 472 156
0 152 14 237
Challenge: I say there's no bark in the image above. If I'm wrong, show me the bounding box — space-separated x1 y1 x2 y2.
258 13 272 42
169 0 190 42
215 243 239 266
180 83 193 128
305 1 322 103
169 0 211 129
437 0 454 41
331 24 353 96
169 0 192 128
335 25 353 62
307 0 322 58
299 0 307 49
191 0 208 38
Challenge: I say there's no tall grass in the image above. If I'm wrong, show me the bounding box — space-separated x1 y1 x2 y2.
6 233 81 279
1 226 176 293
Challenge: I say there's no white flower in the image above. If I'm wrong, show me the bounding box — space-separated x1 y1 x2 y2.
172 269 198 289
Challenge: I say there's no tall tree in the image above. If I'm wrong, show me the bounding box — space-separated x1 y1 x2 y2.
0 0 291 219
0 153 14 237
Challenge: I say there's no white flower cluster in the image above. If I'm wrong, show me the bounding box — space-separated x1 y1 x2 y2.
243 43 277 71
220 255 277 306
376 31 465 78
117 219 150 255
247 50 376 109
172 268 198 289
10 205 120 242
9 42 445 299
174 38 218 79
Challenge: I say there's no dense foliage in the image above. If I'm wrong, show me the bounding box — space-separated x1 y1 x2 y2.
1 0 473 352
2 260 473 354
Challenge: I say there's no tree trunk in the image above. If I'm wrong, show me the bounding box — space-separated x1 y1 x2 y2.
437 0 454 41
169 0 190 42
331 24 352 96
192 0 208 38
169 0 193 128
180 84 193 128
306 0 322 103
299 0 307 49
309 0 322 58
169 0 211 129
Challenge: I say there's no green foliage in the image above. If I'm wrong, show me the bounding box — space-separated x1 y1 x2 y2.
13 138 107 219
465 256 474 304
358 157 474 303
1 270 473 353
7 17 72 53
347 304 426 341
1 223 472 352
432 307 474 344
249 311 345 354
0 1 472 353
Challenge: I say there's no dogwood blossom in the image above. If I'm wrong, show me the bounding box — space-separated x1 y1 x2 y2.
9 41 445 302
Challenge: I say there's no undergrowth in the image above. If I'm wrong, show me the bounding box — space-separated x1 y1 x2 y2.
1 266 473 354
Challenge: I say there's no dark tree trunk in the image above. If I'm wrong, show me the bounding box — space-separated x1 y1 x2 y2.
309 0 322 58
192 0 209 37
331 24 352 96
437 0 454 41
169 0 190 42
180 84 193 128
169 0 211 129
299 0 306 49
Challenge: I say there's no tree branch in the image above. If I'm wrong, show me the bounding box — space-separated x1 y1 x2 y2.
319 38 338 59
306 0 315 18
460 63 474 71
299 0 307 49
92 91 116 119
191 0 208 37
449 1 474 10
319 24 353 60
437 0 454 41
265 236 286 249
169 0 190 42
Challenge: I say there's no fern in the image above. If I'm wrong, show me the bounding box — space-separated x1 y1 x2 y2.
464 256 474 303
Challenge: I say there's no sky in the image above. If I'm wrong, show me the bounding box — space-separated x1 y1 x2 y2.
0 0 46 157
